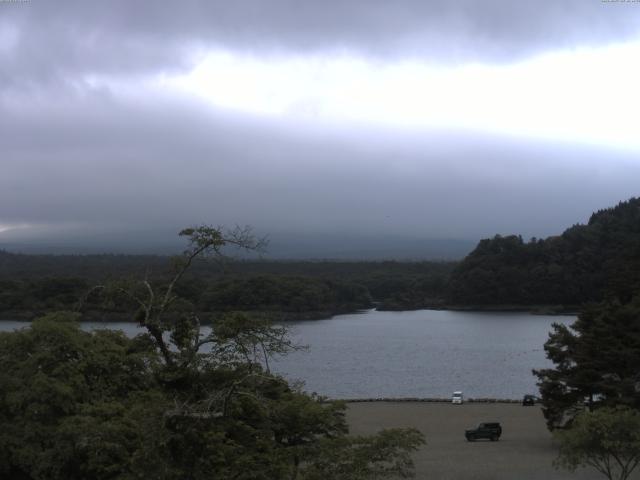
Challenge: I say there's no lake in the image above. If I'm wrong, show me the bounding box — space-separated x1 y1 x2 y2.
0 309 574 400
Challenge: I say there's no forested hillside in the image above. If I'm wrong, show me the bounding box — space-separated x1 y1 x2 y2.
0 252 454 320
0 227 425 479
448 197 640 307
2 197 638 316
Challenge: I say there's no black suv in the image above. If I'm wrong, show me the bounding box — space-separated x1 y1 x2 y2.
522 395 536 406
465 422 502 441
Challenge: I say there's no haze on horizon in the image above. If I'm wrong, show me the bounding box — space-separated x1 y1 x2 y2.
1 1 639 258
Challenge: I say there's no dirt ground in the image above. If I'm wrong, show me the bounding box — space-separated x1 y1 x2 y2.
346 402 639 480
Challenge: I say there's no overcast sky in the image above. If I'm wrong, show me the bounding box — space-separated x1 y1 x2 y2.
1 1 639 257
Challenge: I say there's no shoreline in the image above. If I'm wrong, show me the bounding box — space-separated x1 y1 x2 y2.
376 304 579 316
341 397 525 404
0 304 578 323
0 306 366 323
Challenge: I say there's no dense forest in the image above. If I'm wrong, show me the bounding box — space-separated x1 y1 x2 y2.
0 252 454 320
447 197 640 308
0 228 425 479
1 197 639 319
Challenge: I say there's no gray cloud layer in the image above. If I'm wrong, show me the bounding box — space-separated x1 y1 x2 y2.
2 91 638 243
3 0 640 90
2 1 639 256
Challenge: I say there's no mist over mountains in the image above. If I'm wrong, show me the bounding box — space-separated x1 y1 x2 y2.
0 232 475 260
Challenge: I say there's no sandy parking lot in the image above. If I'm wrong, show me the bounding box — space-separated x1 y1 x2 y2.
346 402 639 480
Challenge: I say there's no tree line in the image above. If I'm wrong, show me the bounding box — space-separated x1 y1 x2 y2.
3 198 640 315
2 197 640 478
0 253 454 320
0 227 425 479
447 198 640 308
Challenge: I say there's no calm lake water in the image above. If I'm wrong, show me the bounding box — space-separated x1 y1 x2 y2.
1 309 574 400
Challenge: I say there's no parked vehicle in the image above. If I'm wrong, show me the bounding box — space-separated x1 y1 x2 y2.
522 394 535 406
465 422 502 441
452 391 463 404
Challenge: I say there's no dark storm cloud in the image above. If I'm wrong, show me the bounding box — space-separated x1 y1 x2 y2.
1 92 638 247
2 0 640 89
2 1 640 255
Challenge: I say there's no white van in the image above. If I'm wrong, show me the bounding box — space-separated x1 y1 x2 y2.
452 391 463 404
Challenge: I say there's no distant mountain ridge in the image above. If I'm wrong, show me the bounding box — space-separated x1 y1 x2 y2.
0 234 475 260
448 197 640 307
3 198 638 313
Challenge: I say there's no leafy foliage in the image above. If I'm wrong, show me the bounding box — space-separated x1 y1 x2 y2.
301 428 425 480
534 297 640 429
448 197 640 306
201 275 372 315
0 255 455 319
0 226 425 479
0 313 165 480
0 277 90 314
554 407 640 480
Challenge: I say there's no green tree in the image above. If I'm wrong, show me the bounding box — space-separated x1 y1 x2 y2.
534 297 640 429
448 197 640 307
1 226 425 479
301 428 424 480
554 407 640 480
0 313 167 479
